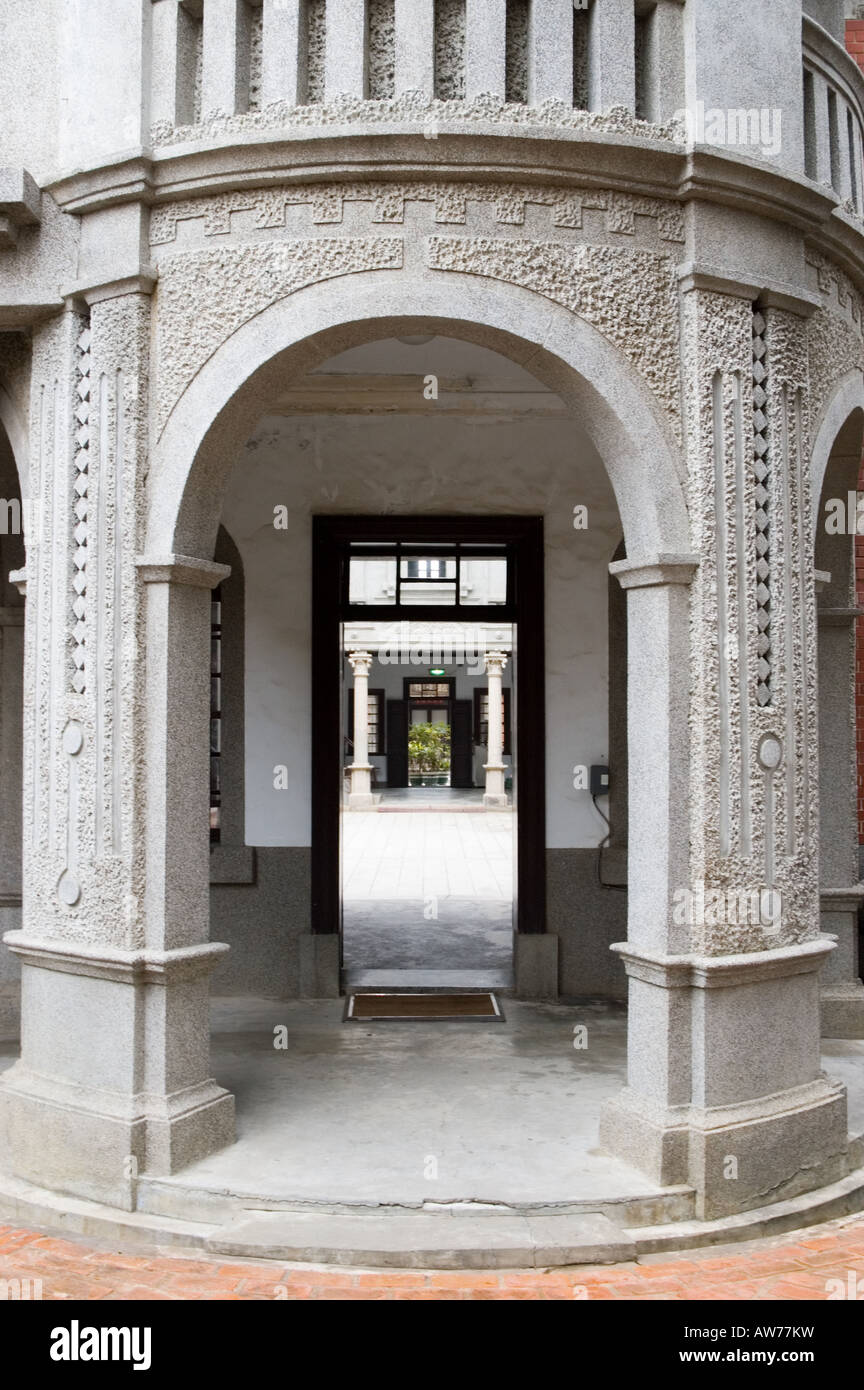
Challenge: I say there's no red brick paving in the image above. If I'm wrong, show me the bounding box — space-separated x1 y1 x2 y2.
1 1213 863 1300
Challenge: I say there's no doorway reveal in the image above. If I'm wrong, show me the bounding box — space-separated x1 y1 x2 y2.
311 517 545 992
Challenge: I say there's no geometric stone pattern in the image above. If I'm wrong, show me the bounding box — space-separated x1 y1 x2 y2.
71 316 91 695
148 181 687 248
752 308 772 707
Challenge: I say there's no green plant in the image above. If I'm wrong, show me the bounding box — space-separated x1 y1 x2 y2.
407 722 451 773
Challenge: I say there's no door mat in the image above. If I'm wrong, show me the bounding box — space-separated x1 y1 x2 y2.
345 992 504 1021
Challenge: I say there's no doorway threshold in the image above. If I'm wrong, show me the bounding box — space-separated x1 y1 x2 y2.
344 968 514 992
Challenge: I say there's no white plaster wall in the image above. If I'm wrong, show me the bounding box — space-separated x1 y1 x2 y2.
219 338 622 850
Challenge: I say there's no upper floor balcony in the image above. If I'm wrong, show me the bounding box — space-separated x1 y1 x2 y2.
4 2 864 272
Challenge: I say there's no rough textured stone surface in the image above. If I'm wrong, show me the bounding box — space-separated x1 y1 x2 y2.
154 237 403 434
149 92 681 146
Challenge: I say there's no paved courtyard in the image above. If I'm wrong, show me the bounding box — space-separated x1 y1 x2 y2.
342 801 514 987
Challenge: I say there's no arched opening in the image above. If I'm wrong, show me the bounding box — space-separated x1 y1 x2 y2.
137 278 692 1205
814 402 864 1038
0 413 24 1043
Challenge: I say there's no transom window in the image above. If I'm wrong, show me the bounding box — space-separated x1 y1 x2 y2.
346 541 511 613
408 682 451 699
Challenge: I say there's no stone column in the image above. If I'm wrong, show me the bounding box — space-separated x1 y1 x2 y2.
395 0 434 98
325 0 368 101
589 0 636 114
347 650 375 809
202 0 251 117
482 649 508 808
0 598 23 1041
465 0 505 101
0 295 234 1211
261 0 305 107
600 289 849 1220
529 0 573 105
649 1 686 124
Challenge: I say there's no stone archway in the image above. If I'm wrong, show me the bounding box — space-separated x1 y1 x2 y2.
0 415 24 1042
812 392 864 1037
134 269 695 1191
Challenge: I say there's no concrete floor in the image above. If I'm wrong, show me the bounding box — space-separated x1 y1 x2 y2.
342 804 514 988
163 997 660 1206
0 1001 862 1212
136 999 864 1210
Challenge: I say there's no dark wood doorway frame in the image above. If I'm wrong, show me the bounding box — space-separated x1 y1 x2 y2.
311 515 546 940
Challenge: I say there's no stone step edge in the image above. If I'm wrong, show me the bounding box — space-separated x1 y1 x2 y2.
0 1162 862 1269
630 1163 864 1255
204 1211 635 1269
135 1175 696 1225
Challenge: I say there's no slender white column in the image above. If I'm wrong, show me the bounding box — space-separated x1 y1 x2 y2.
202 0 251 116
261 0 304 106
589 0 635 113
529 0 573 105
395 0 434 97
482 650 508 808
347 650 376 809
150 0 184 126
643 0 685 124
325 0 368 100
466 0 506 100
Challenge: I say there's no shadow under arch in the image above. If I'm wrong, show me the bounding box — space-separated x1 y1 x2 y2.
148 271 689 563
810 371 864 538
812 385 864 1037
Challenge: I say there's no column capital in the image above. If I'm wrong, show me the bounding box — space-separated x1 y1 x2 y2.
136 554 231 589
609 554 699 590
484 649 508 675
610 936 835 988
348 649 374 676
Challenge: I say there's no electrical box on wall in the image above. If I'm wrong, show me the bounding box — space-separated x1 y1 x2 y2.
590 764 610 797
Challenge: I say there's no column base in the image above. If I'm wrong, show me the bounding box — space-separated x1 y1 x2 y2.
0 934 236 1209
0 1066 234 1211
0 981 19 1042
820 983 864 1039
347 792 378 809
299 933 341 998
514 933 559 1000
600 1076 848 1221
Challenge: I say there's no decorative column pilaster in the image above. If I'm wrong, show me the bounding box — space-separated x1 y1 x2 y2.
482 649 509 808
347 650 376 809
600 285 849 1220
0 293 234 1210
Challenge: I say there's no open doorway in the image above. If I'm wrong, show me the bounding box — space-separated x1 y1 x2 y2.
311 517 544 992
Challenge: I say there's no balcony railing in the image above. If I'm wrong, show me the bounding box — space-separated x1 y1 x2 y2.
149 0 686 135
